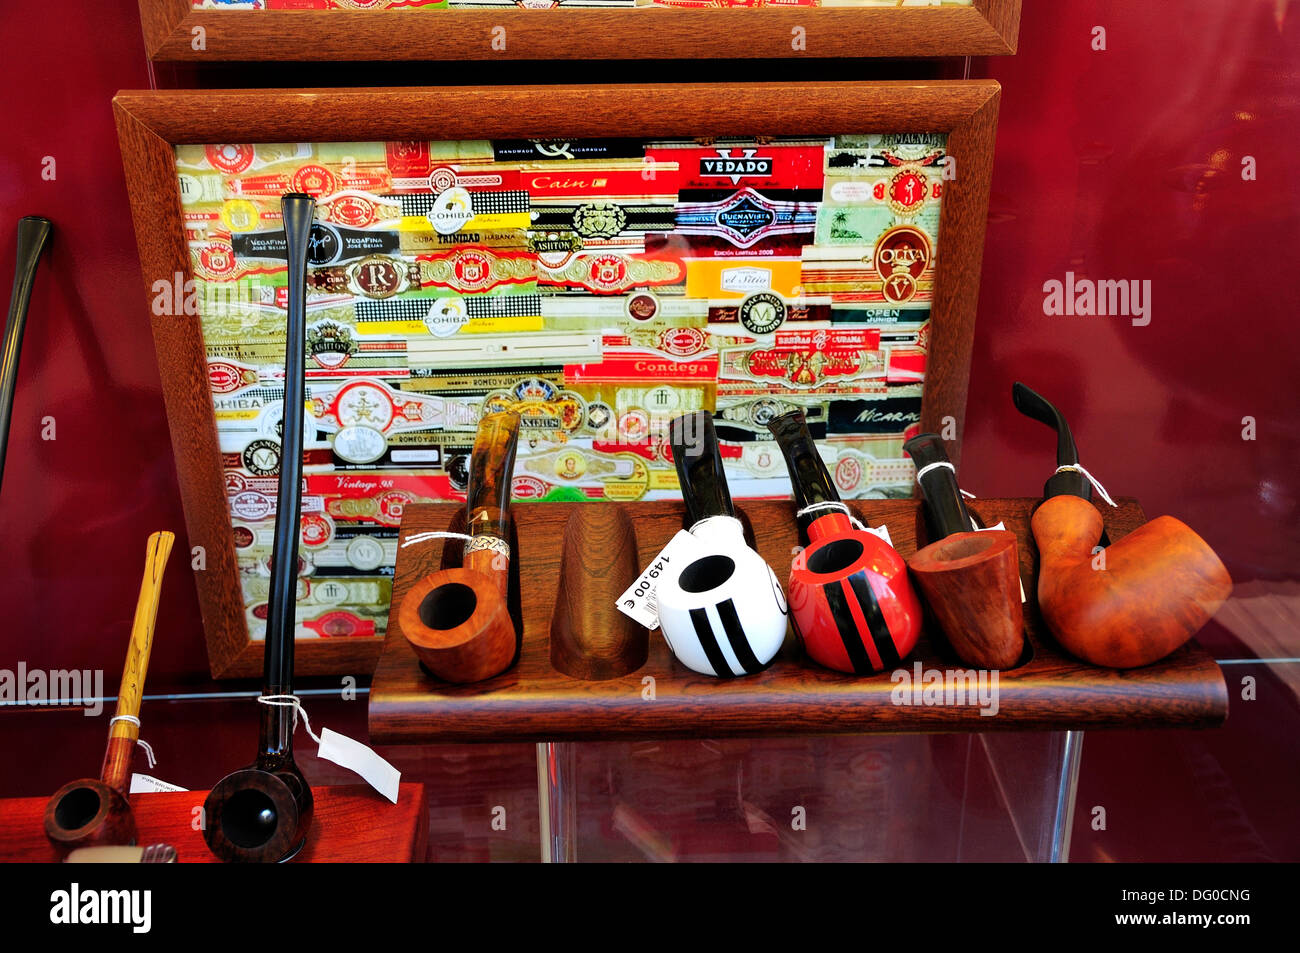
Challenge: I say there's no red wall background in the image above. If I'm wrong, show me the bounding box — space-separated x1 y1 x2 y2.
0 0 1296 860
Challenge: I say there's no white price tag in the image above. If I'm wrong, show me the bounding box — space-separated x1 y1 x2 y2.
616 530 707 630
864 523 894 548
130 773 188 794
975 521 1027 603
317 727 401 804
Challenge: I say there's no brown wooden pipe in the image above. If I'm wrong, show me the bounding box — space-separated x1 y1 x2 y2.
400 410 521 683
550 505 647 680
908 531 1024 670
903 433 1025 670
45 531 174 857
1032 495 1232 668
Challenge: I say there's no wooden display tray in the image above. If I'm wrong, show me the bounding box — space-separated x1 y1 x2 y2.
0 784 427 863
369 499 1229 744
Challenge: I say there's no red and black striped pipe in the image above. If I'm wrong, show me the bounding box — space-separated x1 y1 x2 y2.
769 410 922 674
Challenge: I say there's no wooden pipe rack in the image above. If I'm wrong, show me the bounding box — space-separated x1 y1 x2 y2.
369 498 1228 745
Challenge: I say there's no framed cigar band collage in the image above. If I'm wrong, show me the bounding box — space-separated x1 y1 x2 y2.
137 0 1021 60
114 82 999 678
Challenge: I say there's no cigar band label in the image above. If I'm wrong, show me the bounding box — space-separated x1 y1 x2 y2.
875 225 932 304
739 292 787 334
464 535 510 559
429 187 476 235
426 296 469 337
345 535 387 572
674 188 818 248
221 200 261 233
301 513 335 548
206 144 255 175
290 164 338 197
625 291 659 322
572 202 626 238
333 425 388 465
587 402 613 431
306 321 359 369
242 438 281 476
231 491 272 521
887 170 929 216
349 255 409 298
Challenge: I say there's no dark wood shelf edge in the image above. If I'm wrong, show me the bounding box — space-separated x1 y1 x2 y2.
145 7 1021 62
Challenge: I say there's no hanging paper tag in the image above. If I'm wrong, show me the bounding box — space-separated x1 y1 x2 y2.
130 773 188 794
864 523 894 548
616 529 708 630
317 727 401 803
975 521 1027 603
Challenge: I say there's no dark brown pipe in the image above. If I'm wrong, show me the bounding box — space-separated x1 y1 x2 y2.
2 216 53 491
203 194 317 863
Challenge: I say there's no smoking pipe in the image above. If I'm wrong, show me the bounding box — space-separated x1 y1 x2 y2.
1013 382 1233 668
767 410 922 674
203 195 317 863
654 411 787 677
399 409 522 683
45 531 175 858
903 433 1025 670
2 216 53 492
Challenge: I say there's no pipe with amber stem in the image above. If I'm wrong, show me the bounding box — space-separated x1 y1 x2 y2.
203 194 317 863
904 433 1025 670
768 409 922 674
44 531 175 857
399 409 522 683
1014 382 1232 668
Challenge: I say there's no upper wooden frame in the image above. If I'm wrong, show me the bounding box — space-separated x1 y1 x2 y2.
138 0 1020 61
113 80 1000 678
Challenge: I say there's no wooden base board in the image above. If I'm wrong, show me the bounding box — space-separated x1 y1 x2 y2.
370 499 1229 743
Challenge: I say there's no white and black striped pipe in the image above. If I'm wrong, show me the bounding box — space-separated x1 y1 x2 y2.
658 413 788 678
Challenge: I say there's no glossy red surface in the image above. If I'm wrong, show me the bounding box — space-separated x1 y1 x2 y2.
0 0 1296 861
791 523 922 673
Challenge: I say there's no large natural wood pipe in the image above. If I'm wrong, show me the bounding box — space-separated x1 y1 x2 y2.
45 531 174 858
1015 382 1232 668
1032 496 1232 668
400 409 522 683
904 434 1025 670
204 194 317 863
768 409 922 674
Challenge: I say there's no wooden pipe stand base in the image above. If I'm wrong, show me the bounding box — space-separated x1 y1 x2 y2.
370 498 1228 745
0 784 428 863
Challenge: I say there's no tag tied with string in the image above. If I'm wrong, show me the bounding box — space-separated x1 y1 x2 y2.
258 695 401 804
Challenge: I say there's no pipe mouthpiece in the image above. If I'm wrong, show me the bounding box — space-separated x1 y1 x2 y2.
1011 382 1089 500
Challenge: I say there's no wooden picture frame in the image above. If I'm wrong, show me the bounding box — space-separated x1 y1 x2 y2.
113 80 1000 678
138 0 1020 61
